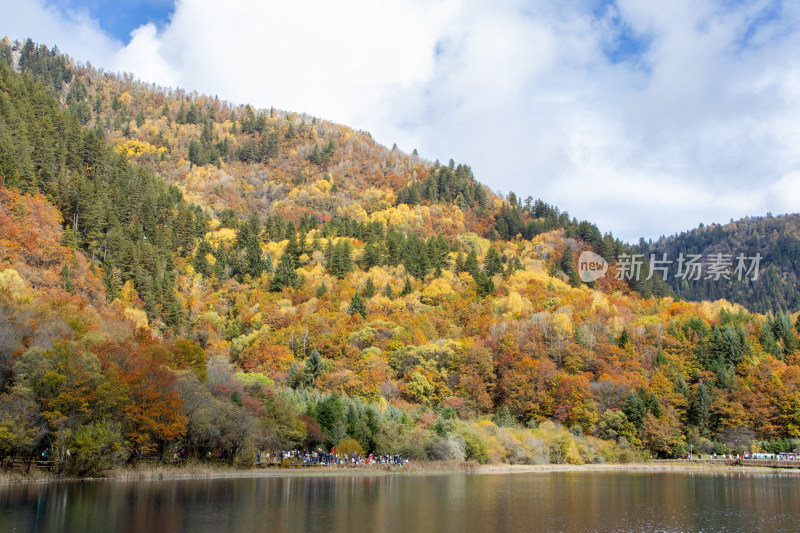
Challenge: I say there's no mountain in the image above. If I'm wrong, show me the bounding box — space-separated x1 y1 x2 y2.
1 37 800 475
644 215 800 314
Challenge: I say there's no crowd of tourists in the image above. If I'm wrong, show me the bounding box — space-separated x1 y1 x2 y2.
680 452 798 461
259 450 410 467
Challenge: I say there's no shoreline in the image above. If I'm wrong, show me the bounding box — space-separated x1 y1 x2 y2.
3 460 799 485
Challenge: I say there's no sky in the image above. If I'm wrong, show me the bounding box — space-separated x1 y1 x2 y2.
2 0 800 242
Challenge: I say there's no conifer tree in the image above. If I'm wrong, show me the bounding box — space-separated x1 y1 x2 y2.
464 249 479 276
560 248 580 287
403 234 430 280
316 282 328 298
473 271 494 297
362 240 383 269
400 277 413 296
454 251 465 273
618 329 631 349
285 230 302 263
483 246 503 277
285 122 296 140
382 282 393 298
328 240 353 280
303 348 325 385
60 226 78 249
362 278 376 298
308 144 322 165
322 140 335 166
348 293 367 318
60 263 74 293
193 240 213 276
271 253 300 292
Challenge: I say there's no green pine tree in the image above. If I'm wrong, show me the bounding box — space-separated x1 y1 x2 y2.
400 277 413 296
382 282 393 298
483 246 503 277
473 271 494 297
60 225 78 248
454 251 465 273
303 348 325 386
60 263 74 293
348 292 367 318
316 282 328 298
464 249 479 276
560 248 580 287
271 253 300 292
362 277 376 298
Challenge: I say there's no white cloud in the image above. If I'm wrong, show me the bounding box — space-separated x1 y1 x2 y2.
114 23 178 88
114 0 459 124
2 0 800 241
0 0 121 66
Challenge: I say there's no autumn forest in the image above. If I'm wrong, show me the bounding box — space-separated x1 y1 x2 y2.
1 38 800 477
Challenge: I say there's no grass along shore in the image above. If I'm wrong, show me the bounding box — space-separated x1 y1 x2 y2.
1 459 798 485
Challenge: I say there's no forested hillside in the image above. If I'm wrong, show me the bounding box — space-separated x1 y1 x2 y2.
644 215 800 314
2 38 800 476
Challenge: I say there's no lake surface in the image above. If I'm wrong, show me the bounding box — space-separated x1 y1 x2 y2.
2 470 800 532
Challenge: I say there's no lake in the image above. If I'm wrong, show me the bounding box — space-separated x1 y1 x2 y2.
2 469 800 532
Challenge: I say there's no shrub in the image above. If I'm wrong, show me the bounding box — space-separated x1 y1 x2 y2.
336 437 365 456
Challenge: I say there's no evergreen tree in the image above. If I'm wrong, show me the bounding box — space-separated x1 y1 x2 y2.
348 293 367 318
382 282 393 298
193 240 213 276
316 282 328 298
328 240 353 280
474 271 494 297
483 246 503 277
361 277 376 298
454 251 465 273
316 394 344 433
622 391 646 429
618 329 631 349
674 374 690 397
464 249 479 276
60 226 78 249
308 144 322 165
60 263 74 293
362 240 383 269
244 240 267 279
560 248 581 287
188 139 205 167
403 234 430 280
271 253 300 292
689 381 714 435
285 122 296 140
427 235 450 276
494 406 515 428
400 277 413 296
303 348 325 386
285 230 302 262
322 140 335 165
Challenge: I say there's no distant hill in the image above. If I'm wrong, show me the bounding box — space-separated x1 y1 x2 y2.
644 215 800 313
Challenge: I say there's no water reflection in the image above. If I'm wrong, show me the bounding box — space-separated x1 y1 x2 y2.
1 471 800 532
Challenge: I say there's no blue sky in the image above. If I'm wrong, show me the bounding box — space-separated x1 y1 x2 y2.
2 0 800 242
45 0 174 43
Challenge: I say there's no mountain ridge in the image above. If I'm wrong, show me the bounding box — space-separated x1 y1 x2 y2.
2 37 800 474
